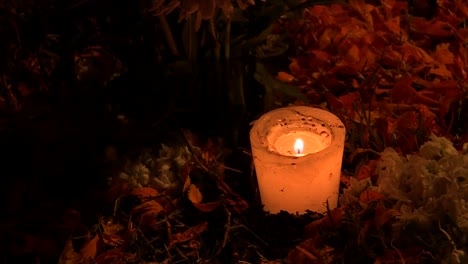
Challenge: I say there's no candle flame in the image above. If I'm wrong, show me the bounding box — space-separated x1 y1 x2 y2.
294 138 304 154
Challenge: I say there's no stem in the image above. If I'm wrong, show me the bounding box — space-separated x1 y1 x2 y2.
224 18 231 60
159 15 180 57
187 14 198 61
208 18 220 61
188 15 193 60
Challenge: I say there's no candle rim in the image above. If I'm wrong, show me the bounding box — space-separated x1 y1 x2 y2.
250 106 346 160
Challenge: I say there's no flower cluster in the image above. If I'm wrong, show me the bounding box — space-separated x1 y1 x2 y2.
374 135 468 233
117 145 191 192
339 135 468 262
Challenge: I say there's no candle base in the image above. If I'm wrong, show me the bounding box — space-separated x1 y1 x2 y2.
250 106 346 214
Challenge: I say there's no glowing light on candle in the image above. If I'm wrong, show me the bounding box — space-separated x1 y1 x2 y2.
294 138 304 155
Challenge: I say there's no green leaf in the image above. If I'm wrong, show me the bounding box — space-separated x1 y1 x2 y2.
254 62 308 110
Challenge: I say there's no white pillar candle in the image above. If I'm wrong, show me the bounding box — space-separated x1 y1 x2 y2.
250 106 346 214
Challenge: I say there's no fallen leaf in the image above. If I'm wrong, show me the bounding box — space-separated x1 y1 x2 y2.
95 248 135 264
170 222 208 246
80 235 100 262
102 233 125 247
287 237 336 264
339 92 361 119
432 43 455 65
384 16 402 35
325 92 361 120
359 189 385 204
288 58 302 74
391 77 439 106
193 196 224 212
106 182 129 202
130 200 164 216
129 187 159 199
100 217 125 236
344 44 361 64
225 197 250 214
318 27 337 49
411 17 454 38
198 0 215 19
355 159 378 181
348 0 374 27
304 207 345 239
398 42 434 65
57 239 77 264
429 64 453 79
188 184 203 204
183 174 191 192
276 71 295 82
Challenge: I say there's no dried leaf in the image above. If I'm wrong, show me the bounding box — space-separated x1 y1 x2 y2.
398 42 434 65
433 43 455 65
215 0 234 17
100 218 125 235
183 174 191 192
339 92 361 118
129 187 159 199
348 0 374 27
355 159 378 180
429 64 453 79
170 222 208 246
317 27 337 49
287 237 336 264
384 16 402 35
162 0 180 15
187 179 224 212
276 71 295 82
58 239 77 264
304 207 345 239
195 11 203 31
391 77 438 106
326 92 360 119
149 0 166 12
106 182 129 202
95 248 135 264
130 200 164 216
80 235 100 262
344 44 360 64
102 233 124 247
411 17 454 38
359 189 385 204
198 0 215 19
236 0 249 10
192 195 224 212
188 184 203 204
178 0 199 22
288 58 303 74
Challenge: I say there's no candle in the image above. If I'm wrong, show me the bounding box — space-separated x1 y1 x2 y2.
250 106 346 214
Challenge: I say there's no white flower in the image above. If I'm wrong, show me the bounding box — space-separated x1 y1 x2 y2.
419 134 458 160
119 172 129 180
376 148 407 200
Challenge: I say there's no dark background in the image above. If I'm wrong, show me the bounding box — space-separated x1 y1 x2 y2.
0 1 275 262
